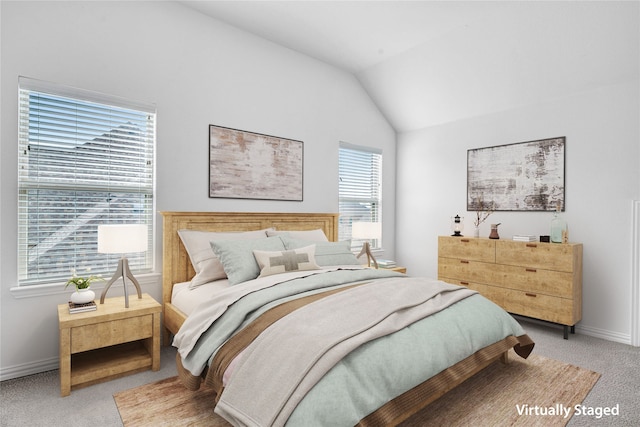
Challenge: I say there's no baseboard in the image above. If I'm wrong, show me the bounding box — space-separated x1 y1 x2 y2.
513 315 632 345
631 200 639 346
576 324 631 345
0 356 59 382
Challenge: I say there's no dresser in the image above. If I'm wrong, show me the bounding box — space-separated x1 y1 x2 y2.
438 236 583 339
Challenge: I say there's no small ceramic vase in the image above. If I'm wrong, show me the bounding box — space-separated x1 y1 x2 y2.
70 287 96 304
489 223 501 239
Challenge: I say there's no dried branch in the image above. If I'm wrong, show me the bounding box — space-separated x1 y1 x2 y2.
471 196 495 227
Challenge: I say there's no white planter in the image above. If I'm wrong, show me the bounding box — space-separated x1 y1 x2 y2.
70 288 96 304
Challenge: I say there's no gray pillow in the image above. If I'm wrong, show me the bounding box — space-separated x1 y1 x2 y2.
210 236 286 285
178 228 271 288
279 236 360 266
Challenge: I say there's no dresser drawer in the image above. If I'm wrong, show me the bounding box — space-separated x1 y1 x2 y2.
501 289 576 325
495 240 581 272
497 265 574 298
438 236 495 262
438 257 501 284
70 314 153 353
438 277 505 305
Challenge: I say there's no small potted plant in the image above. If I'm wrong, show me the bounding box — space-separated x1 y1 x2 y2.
66 268 104 304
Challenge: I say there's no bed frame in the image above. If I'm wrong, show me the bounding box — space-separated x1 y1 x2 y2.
160 211 339 344
160 211 525 425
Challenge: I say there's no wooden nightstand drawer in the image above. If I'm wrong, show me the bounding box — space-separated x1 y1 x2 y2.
71 315 153 353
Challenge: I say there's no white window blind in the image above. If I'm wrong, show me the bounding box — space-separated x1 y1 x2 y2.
18 78 155 285
338 142 382 250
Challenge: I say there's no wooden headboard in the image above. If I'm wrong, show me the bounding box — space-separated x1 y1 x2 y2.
160 211 339 309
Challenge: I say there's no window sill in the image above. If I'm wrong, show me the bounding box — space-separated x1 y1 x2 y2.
9 272 162 299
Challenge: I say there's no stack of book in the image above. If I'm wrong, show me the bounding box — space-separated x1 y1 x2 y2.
512 235 537 242
68 301 97 314
376 259 397 268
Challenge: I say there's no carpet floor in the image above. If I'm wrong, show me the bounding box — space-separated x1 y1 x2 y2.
114 351 600 426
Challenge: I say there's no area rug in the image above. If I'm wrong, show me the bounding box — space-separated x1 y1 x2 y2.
114 352 600 427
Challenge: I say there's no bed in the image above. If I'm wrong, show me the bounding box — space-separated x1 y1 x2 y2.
161 211 534 427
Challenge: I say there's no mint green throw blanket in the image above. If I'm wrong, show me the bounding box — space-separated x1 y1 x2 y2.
175 269 529 427
216 276 478 427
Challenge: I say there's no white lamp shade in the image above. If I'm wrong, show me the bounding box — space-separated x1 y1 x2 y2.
351 222 382 240
98 224 148 254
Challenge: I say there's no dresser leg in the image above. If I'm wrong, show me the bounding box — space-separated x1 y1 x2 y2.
563 325 569 340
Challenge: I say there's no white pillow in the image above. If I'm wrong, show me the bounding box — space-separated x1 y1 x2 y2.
177 228 272 288
266 228 329 242
253 245 321 278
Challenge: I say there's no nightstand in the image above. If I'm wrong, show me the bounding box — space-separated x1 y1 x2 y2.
57 293 161 396
366 266 407 273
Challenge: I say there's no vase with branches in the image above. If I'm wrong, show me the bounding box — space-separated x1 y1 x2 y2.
470 196 495 237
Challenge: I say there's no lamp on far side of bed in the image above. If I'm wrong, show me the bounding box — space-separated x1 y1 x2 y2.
98 224 147 308
352 221 381 269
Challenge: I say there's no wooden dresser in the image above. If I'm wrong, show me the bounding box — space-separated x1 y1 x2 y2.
438 236 583 339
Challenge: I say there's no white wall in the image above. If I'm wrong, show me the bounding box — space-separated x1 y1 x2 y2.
396 79 640 343
0 1 395 379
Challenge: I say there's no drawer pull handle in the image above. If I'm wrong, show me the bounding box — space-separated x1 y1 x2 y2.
461 239 470 243
460 260 469 264
526 268 537 273
526 243 538 248
460 281 469 285
525 293 537 297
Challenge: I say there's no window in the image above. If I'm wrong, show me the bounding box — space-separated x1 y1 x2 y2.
338 142 382 250
18 78 155 285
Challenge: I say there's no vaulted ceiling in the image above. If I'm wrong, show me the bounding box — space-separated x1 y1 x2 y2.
180 1 638 133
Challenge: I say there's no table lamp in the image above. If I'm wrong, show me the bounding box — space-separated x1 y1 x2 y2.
352 221 382 268
98 224 147 308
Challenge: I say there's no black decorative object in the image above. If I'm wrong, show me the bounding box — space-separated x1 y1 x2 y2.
451 215 464 237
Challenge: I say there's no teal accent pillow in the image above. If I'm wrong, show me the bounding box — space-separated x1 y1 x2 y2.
210 236 286 285
280 236 360 266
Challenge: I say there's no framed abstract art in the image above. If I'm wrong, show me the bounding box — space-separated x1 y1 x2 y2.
467 137 565 211
209 125 303 201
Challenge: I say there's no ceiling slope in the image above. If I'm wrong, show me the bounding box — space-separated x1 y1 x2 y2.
179 1 639 132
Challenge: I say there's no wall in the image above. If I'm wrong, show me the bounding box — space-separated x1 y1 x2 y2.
396 79 640 344
0 1 396 379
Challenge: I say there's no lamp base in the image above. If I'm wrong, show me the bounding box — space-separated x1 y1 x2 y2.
100 257 142 308
357 242 379 269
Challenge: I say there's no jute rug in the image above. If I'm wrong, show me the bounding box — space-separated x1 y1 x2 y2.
114 352 600 427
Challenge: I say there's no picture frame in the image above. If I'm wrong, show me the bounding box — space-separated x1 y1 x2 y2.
209 125 303 201
467 137 565 211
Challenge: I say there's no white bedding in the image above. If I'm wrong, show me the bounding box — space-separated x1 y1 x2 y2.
171 279 231 316
171 265 367 317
